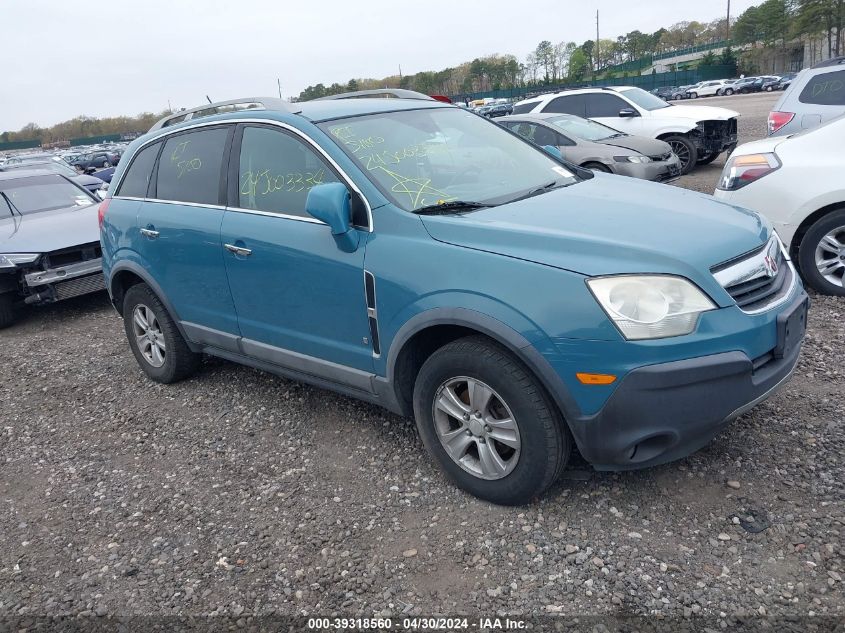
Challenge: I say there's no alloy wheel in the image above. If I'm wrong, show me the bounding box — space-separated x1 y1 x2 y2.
132 304 166 367
668 140 692 172
432 376 521 480
815 227 845 287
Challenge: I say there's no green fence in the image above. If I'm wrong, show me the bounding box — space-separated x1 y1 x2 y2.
0 139 41 151
69 133 123 146
456 65 736 102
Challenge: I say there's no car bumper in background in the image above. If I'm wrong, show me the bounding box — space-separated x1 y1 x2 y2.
566 291 809 471
613 155 682 182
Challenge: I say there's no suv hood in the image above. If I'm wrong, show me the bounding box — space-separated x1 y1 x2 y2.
0 203 100 254
419 174 769 306
655 104 739 122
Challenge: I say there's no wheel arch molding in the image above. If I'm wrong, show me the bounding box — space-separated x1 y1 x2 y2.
380 307 583 424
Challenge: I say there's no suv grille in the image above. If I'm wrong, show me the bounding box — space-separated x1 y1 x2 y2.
712 237 794 313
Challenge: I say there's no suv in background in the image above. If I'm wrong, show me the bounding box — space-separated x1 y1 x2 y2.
687 80 729 98
512 86 739 173
100 96 806 505
768 57 845 136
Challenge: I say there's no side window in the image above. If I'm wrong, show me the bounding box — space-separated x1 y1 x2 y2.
116 142 160 198
237 126 341 219
530 125 559 147
544 95 586 116
556 132 576 147
511 102 538 115
156 127 230 205
584 94 630 117
799 70 845 106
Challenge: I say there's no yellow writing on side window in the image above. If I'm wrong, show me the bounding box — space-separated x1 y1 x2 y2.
240 168 326 198
169 140 202 179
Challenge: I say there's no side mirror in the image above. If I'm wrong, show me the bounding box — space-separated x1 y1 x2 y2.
542 145 563 161
619 108 638 118
305 182 360 251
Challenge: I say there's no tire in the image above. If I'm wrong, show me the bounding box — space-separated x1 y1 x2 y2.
797 209 845 296
412 336 570 505
689 92 698 99
765 86 773 92
0 292 18 329
122 283 201 383
103 161 111 168
582 162 612 174
673 94 682 101
664 135 698 175
724 88 734 96
696 151 721 165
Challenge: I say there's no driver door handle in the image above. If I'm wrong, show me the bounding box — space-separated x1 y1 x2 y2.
140 228 159 239
224 243 252 257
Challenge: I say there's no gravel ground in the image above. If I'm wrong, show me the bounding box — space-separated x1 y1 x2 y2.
1 91 843 628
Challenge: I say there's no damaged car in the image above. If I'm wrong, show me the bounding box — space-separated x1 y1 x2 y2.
0 170 104 328
512 86 739 174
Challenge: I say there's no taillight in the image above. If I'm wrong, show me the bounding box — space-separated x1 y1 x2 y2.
98 198 110 229
717 153 781 191
768 111 794 135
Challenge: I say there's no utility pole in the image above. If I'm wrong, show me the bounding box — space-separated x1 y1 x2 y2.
277 78 282 99
596 10 600 73
726 0 731 40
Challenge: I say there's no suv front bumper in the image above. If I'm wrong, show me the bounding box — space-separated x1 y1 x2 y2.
567 291 808 470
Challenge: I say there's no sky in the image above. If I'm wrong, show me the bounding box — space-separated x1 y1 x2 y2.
0 0 760 131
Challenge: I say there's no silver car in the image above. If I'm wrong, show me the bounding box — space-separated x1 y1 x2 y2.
768 57 845 136
499 113 681 182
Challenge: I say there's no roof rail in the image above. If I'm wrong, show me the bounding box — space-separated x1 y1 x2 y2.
811 56 845 69
149 97 301 132
313 88 434 101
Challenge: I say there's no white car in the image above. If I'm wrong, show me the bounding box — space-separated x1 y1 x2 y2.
713 114 845 296
687 80 730 98
512 86 739 174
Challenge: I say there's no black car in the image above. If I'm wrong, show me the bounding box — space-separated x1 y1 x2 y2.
71 151 120 171
732 77 762 94
485 103 513 118
0 170 104 328
764 73 797 91
668 85 693 100
651 86 677 100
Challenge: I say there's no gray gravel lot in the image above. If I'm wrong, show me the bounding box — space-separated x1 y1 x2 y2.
1 91 843 627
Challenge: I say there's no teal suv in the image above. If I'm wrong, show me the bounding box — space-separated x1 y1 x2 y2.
100 96 808 505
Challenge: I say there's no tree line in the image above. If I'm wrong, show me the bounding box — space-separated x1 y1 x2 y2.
1 112 168 146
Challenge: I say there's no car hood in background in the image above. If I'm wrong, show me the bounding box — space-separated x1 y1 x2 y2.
72 174 105 190
419 174 769 306
658 104 739 122
595 135 673 156
0 203 100 253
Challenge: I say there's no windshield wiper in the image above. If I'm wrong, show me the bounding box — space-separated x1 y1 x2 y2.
506 180 570 204
412 201 491 215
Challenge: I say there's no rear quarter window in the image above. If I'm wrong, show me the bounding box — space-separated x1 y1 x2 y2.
116 142 160 198
511 102 539 114
798 69 845 106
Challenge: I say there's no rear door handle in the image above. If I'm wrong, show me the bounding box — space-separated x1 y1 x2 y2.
140 228 159 239
224 243 252 257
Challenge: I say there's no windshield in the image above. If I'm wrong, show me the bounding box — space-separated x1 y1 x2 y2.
16 160 78 177
548 115 621 141
618 87 670 111
319 107 577 211
0 175 94 215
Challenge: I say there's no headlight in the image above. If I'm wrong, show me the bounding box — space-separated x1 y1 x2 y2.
0 253 39 269
614 155 651 163
587 275 716 340
717 153 781 191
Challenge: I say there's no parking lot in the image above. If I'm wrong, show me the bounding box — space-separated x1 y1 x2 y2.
1 91 843 624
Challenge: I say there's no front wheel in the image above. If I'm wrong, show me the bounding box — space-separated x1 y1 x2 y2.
724 88 735 96
122 283 201 383
664 135 698 175
797 210 845 296
689 92 698 99
413 336 569 505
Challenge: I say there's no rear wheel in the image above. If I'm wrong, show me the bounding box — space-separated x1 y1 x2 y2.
122 283 201 383
664 135 698 175
0 292 18 329
797 210 845 296
412 336 569 505
724 88 735 96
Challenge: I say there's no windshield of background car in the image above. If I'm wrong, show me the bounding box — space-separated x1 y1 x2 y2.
0 175 94 215
618 87 670 110
548 115 620 141
319 107 578 211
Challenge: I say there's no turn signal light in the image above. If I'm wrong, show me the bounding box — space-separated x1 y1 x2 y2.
576 372 617 385
97 198 110 229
